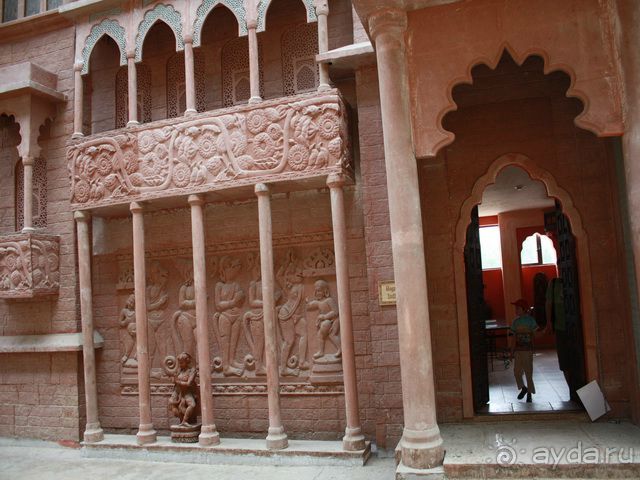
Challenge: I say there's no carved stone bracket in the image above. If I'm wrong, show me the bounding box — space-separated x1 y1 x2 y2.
67 90 352 210
0 233 60 299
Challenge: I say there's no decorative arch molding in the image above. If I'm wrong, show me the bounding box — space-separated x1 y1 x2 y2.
408 0 624 159
193 0 247 46
135 4 184 62
256 0 316 33
451 152 599 418
81 19 127 75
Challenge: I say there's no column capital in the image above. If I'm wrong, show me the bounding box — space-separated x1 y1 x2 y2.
326 173 345 189
126 50 136 60
254 183 270 196
74 210 91 223
247 18 257 30
74 62 83 73
188 194 205 206
184 33 193 45
368 8 407 43
314 0 329 16
130 201 144 213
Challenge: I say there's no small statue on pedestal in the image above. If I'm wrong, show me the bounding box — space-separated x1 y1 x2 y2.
164 352 201 443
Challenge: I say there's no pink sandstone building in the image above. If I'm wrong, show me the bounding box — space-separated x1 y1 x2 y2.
0 0 639 476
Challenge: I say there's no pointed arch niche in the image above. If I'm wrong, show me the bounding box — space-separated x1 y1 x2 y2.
452 153 598 417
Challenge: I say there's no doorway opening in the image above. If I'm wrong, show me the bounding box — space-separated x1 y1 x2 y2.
465 165 585 414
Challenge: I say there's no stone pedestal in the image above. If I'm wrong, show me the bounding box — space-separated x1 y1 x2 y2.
310 355 343 385
170 423 201 444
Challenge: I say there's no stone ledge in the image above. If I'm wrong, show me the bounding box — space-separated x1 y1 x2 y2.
83 434 370 467
395 461 445 479
0 331 104 353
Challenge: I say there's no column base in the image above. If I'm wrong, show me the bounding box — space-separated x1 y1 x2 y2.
399 426 445 470
72 132 84 139
198 424 220 446
21 227 35 233
343 426 366 451
318 83 332 93
266 426 288 450
126 121 139 127
395 460 445 480
136 424 157 445
248 96 263 105
83 426 104 443
184 109 197 116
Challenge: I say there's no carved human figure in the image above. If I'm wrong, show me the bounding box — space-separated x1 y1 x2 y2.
147 261 169 369
119 293 137 367
307 279 341 359
166 352 198 426
214 256 245 376
171 263 197 360
243 256 282 376
276 251 309 376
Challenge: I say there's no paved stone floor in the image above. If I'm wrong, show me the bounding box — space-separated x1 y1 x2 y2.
1 420 639 479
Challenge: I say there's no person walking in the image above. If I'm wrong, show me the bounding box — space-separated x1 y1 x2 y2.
510 298 538 402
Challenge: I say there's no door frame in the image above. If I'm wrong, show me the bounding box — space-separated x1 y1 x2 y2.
453 153 599 418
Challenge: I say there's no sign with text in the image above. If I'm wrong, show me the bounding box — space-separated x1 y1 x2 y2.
378 281 396 306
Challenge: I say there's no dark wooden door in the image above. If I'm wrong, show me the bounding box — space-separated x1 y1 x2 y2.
465 206 489 410
546 207 586 401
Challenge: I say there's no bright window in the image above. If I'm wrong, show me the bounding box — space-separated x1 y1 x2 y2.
521 233 557 265
479 225 502 269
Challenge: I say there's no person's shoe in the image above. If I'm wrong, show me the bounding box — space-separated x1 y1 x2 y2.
517 386 528 399
526 392 532 403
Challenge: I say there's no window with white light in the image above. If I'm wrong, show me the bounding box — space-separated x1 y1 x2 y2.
479 225 503 269
520 232 557 266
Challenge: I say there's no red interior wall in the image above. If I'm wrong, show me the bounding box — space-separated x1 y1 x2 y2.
482 269 505 320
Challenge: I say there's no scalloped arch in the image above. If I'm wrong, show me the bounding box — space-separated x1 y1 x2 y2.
81 19 127 75
256 0 316 33
435 45 594 157
135 4 184 62
193 0 247 46
452 152 598 417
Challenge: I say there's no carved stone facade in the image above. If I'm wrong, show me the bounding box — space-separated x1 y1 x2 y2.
0 233 60 298
67 90 350 209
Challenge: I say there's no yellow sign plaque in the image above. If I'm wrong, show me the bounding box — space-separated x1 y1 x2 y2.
378 281 396 306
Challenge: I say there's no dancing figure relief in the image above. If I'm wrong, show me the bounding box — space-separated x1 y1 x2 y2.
147 261 169 371
119 293 137 368
276 251 310 376
171 261 197 360
213 255 246 377
307 279 341 360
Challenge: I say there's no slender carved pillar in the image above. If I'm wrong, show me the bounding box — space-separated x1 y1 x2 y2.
326 173 365 451
248 19 262 104
188 194 220 445
21 156 34 233
75 211 104 443
255 184 288 449
73 63 83 137
184 35 197 115
315 0 330 91
130 201 156 445
369 9 444 469
127 52 138 126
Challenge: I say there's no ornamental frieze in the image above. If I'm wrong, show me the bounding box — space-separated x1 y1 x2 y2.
0 233 60 299
67 91 351 209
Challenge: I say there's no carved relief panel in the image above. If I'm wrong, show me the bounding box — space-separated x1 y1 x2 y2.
117 234 344 395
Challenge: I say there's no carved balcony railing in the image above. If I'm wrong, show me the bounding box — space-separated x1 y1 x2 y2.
0 233 60 299
67 90 352 210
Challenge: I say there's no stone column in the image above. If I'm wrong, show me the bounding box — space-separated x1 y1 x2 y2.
184 35 197 115
127 53 138 126
315 0 330 91
255 183 288 449
130 201 157 445
21 156 34 233
369 9 444 469
326 173 365 451
73 63 83 137
188 194 220 446
75 211 104 443
248 19 262 104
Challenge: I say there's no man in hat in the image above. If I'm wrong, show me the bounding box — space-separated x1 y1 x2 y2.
510 298 538 402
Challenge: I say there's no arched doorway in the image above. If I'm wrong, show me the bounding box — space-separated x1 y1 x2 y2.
463 164 586 413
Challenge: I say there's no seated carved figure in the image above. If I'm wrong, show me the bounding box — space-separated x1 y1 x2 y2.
166 352 198 426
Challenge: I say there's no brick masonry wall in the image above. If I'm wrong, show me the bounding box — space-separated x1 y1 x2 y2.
0 26 82 441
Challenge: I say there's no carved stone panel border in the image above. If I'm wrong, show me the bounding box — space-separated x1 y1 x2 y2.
135 3 184 62
193 0 247 47
81 19 128 75
256 0 317 33
67 90 352 210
